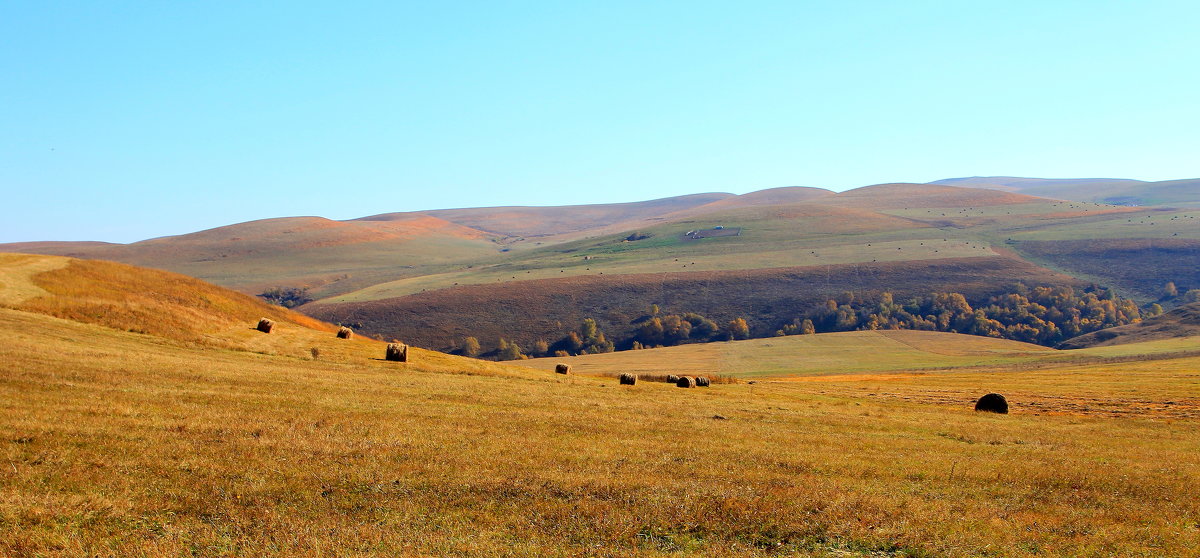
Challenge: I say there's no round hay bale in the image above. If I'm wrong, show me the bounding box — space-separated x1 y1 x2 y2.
975 393 1008 414
555 363 571 375
695 376 711 387
619 373 637 385
666 374 680 383
336 326 353 340
385 343 408 362
676 376 696 388
256 318 275 333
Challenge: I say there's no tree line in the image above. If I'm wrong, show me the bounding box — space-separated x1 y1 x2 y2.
466 283 1149 360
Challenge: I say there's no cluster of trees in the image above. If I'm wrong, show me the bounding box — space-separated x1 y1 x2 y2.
1162 281 1200 305
475 311 754 360
258 286 312 308
775 284 1143 346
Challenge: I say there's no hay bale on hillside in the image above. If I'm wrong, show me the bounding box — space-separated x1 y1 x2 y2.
386 343 408 362
336 326 353 340
666 374 680 383
619 373 637 385
695 376 711 387
975 393 1008 414
676 376 696 388
555 363 571 375
256 318 275 333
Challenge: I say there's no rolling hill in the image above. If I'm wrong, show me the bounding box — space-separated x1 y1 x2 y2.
0 252 517 374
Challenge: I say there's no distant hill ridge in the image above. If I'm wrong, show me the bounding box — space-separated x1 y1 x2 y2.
932 176 1200 207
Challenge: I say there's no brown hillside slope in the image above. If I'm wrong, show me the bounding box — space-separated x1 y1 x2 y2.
358 192 735 238
659 186 835 217
1060 303 1200 349
305 255 1080 352
817 183 1043 209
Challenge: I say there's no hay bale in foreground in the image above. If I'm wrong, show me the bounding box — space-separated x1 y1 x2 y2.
386 343 408 362
975 393 1008 414
555 364 571 375
619 373 637 385
337 326 353 339
676 376 696 388
695 376 711 387
666 374 680 383
256 318 275 333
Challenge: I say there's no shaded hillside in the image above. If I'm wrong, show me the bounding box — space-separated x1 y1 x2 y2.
1015 238 1200 302
1060 303 1200 349
305 255 1080 353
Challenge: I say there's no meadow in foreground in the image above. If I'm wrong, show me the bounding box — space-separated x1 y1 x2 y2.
4 306 1199 556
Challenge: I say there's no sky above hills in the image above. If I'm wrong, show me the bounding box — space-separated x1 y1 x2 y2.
3 1 1198 243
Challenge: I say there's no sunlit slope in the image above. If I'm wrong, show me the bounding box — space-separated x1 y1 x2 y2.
525 327 1200 381
0 253 514 373
0 253 328 344
528 330 1057 378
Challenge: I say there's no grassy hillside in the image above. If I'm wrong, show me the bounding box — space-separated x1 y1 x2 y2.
0 253 517 374
3 280 1199 554
528 329 1058 378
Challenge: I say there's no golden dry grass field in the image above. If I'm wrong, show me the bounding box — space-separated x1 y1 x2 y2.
2 254 1199 556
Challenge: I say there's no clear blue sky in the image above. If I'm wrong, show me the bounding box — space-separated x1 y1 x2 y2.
3 1 1198 243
